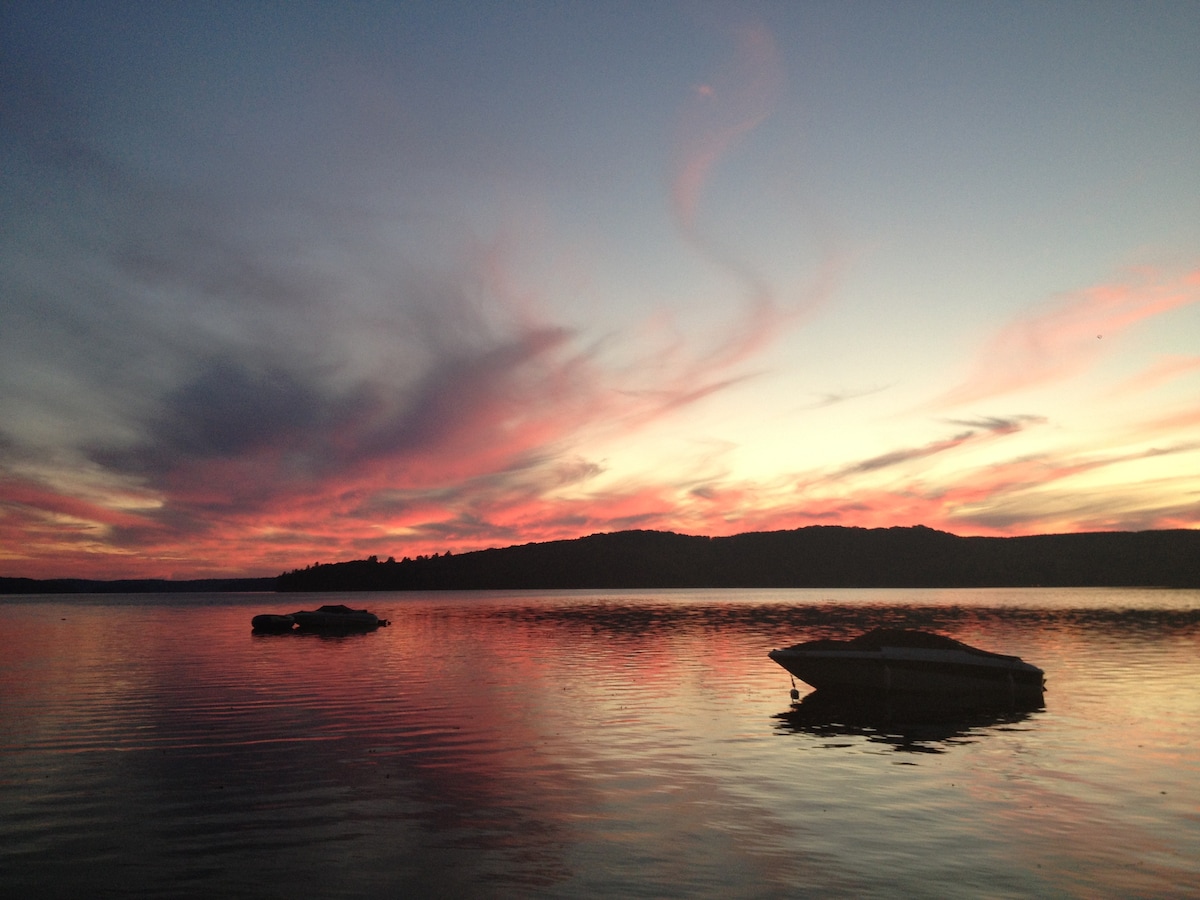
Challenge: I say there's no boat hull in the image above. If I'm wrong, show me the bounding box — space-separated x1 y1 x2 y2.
251 604 389 633
292 611 382 632
290 604 388 632
251 614 295 634
769 630 1045 705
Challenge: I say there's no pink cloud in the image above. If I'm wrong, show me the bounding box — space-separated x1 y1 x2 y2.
1135 405 1200 437
7 302 1196 580
664 21 810 371
670 22 783 231
2 274 801 577
934 268 1200 409
8 407 1200 580
0 478 154 529
7 33 1199 580
1108 354 1200 398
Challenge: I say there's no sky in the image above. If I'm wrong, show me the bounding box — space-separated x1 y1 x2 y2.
2 1 1199 580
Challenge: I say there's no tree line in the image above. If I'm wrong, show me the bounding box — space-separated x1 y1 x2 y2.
275 525 1200 591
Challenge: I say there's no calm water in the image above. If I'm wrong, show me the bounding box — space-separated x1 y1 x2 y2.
2 588 1198 898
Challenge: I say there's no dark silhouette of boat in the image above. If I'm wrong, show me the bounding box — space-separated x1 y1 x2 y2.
250 613 296 633
769 628 1044 705
252 604 389 634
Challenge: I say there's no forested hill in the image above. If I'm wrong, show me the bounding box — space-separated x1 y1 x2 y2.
276 525 1200 591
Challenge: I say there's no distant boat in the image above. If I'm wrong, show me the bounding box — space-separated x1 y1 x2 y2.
768 628 1044 705
252 604 389 634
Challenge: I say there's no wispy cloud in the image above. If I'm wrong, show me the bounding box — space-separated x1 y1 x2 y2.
0 140 804 577
4 10 1199 580
933 269 1200 409
795 384 891 410
829 415 1045 479
1 13 834 578
671 22 783 235
1107 354 1200 398
666 21 823 363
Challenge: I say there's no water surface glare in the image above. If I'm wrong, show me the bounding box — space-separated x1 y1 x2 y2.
2 588 1198 897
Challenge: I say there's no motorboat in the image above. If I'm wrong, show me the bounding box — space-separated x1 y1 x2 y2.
292 604 388 632
768 628 1044 705
252 604 390 633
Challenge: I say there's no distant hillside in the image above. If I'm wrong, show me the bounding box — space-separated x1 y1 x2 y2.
276 525 1200 591
0 577 276 595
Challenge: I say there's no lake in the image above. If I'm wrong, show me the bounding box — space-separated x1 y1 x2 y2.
2 588 1198 898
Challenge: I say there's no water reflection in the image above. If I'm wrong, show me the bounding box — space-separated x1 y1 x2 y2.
773 690 1045 754
2 589 1197 898
491 594 1200 643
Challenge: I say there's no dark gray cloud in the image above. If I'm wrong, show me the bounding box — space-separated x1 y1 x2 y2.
795 385 891 410
943 415 1047 434
837 433 974 477
0 80 771 556
90 358 327 475
832 415 1045 479
0 57 588 500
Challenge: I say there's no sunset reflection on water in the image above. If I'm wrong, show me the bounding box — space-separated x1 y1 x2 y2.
2 588 1198 897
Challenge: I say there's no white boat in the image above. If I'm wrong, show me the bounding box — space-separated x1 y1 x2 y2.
768 629 1044 704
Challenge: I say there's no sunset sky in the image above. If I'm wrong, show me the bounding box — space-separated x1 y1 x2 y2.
3 2 1199 579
